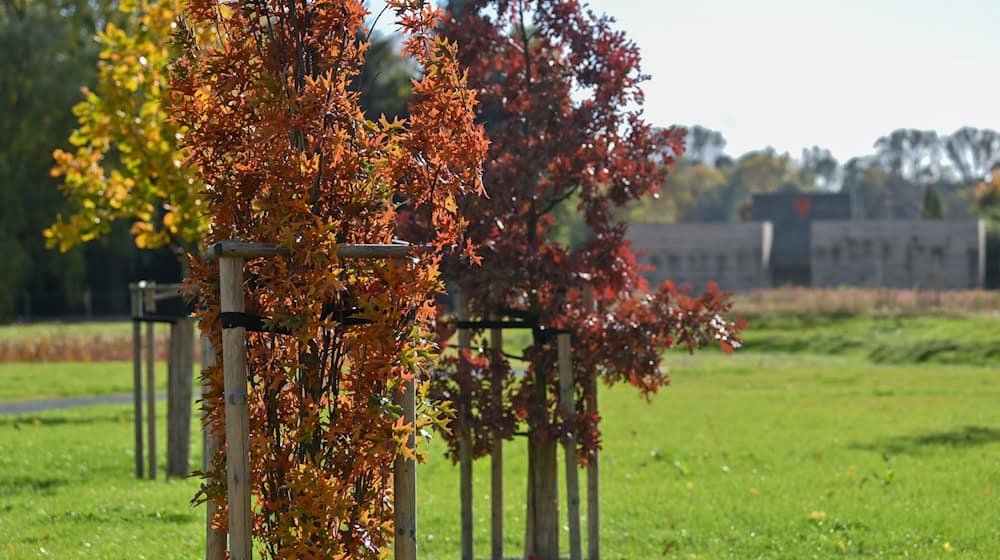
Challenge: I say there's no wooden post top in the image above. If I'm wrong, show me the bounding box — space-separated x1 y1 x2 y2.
204 240 413 260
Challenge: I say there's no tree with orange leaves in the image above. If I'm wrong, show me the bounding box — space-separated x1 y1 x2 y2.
171 0 486 557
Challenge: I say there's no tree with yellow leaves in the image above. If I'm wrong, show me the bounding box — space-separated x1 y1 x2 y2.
48 0 207 262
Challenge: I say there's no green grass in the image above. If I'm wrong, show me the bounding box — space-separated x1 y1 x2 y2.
0 405 204 559
737 314 1000 366
1 352 998 558
0 362 171 403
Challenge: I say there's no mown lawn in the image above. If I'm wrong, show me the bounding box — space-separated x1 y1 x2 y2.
1 350 997 559
0 362 164 402
739 315 1000 365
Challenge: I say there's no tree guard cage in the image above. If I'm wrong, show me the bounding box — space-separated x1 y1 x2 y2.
129 282 195 481
200 240 600 560
447 291 599 560
204 240 417 560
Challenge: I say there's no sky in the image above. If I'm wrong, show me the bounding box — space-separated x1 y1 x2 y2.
368 0 1000 162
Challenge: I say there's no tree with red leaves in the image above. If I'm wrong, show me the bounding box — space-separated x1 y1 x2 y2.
171 0 486 557
431 2 744 558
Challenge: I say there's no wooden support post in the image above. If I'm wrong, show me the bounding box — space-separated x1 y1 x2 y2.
583 286 599 560
394 376 417 560
585 373 600 560
490 326 504 560
167 319 194 477
558 333 582 560
201 334 227 560
130 285 144 479
219 257 252 560
457 293 474 560
144 284 157 480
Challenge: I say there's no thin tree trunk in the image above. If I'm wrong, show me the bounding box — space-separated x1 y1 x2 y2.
526 433 559 559
525 356 559 560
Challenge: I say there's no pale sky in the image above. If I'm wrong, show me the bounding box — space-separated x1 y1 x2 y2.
368 0 1000 162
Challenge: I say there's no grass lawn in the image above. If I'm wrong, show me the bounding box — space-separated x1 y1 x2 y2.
0 362 169 403
739 315 1000 366
1 351 998 559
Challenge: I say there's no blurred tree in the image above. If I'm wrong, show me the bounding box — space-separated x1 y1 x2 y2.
357 32 415 121
683 124 727 166
626 148 811 223
800 146 840 190
942 127 1000 182
728 149 803 193
48 0 208 268
975 167 1000 222
921 185 944 219
841 157 921 218
873 129 945 183
0 0 129 319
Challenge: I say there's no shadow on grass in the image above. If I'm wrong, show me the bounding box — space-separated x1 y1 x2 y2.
47 507 197 524
0 475 69 498
0 412 128 428
854 425 1000 455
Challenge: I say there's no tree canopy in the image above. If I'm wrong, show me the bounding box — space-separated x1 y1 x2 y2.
48 0 207 261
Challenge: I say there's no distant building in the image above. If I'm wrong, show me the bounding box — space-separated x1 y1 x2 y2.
628 193 986 292
628 222 773 292
812 220 986 290
749 193 852 285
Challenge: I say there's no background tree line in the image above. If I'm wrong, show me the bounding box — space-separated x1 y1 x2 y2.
625 125 1000 224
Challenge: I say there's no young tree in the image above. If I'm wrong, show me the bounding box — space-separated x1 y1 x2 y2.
172 0 486 558
433 2 742 558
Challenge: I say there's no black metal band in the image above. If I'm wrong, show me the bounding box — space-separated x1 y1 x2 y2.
219 312 291 334
220 311 372 334
497 306 536 321
456 320 537 330
131 314 185 324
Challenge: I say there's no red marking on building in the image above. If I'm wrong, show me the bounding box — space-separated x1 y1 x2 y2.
793 197 812 218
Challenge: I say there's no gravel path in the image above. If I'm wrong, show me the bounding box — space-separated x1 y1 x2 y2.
0 393 165 415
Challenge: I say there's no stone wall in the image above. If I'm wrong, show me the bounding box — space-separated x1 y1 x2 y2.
628 223 773 292
811 220 985 290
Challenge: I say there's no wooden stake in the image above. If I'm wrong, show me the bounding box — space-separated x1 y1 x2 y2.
583 286 599 560
490 326 504 560
130 285 144 479
219 256 252 560
145 285 157 480
585 373 600 560
394 376 417 560
201 334 227 560
167 319 194 477
457 292 474 560
558 333 582 560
